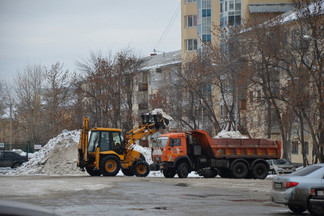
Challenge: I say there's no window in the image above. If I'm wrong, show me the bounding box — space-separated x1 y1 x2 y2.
229 0 234 10
220 2 223 13
88 131 99 152
292 141 299 154
305 142 309 155
186 39 197 51
186 0 196 3
186 15 197 28
170 138 181 147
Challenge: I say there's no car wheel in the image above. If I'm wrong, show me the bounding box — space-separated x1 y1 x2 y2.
12 163 22 168
308 201 324 216
288 204 306 213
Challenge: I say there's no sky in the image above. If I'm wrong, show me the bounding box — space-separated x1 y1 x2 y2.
0 0 181 83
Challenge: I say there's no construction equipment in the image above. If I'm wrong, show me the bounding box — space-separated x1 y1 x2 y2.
151 130 281 179
77 110 172 177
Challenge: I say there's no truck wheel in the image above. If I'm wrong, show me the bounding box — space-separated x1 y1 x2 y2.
232 162 248 178
122 168 134 176
177 163 189 178
202 168 218 178
134 160 150 177
163 169 176 178
219 168 232 178
100 155 120 176
86 166 101 176
252 163 268 179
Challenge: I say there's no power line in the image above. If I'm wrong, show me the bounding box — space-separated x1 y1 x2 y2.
154 2 181 51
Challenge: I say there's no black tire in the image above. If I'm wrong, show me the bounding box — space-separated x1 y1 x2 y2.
100 155 120 176
308 201 324 216
202 168 218 178
288 204 306 214
232 162 249 178
133 160 150 177
122 168 134 176
163 168 176 178
12 163 22 169
252 163 268 179
177 163 189 178
86 166 101 176
219 168 233 178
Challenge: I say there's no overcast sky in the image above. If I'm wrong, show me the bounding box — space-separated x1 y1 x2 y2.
0 0 181 83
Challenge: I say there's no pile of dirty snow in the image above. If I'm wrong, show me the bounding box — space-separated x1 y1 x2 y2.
214 130 248 139
14 130 85 176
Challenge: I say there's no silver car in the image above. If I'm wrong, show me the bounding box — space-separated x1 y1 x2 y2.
270 163 324 214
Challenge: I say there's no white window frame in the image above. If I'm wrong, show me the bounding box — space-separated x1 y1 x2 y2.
185 39 197 51
185 15 197 28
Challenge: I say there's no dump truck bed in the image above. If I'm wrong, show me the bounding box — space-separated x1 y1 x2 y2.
191 130 281 159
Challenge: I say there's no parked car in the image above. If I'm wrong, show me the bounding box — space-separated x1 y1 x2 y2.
308 186 324 216
267 158 301 175
270 164 324 214
0 151 28 168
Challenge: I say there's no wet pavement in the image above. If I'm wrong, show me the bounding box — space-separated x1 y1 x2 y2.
0 176 310 216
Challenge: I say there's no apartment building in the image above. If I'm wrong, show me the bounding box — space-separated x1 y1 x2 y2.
181 0 294 62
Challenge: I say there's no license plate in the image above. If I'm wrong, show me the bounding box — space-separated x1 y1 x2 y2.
317 190 324 196
274 182 282 189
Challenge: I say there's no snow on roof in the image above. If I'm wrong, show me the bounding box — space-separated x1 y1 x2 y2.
280 1 324 24
141 50 181 71
249 3 294 13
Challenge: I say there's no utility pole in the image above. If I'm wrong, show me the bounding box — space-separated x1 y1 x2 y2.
9 103 12 150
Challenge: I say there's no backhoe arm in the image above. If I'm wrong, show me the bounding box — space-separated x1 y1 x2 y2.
77 117 89 169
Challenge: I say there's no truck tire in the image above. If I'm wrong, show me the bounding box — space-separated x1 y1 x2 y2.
219 168 233 178
133 160 150 177
163 168 176 178
100 155 120 176
177 163 189 178
122 168 134 176
232 162 248 178
252 162 268 179
86 166 101 176
201 168 218 178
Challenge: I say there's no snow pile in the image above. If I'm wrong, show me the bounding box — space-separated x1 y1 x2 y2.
214 130 248 139
14 130 85 176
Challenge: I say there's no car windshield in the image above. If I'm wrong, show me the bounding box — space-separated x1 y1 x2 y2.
290 165 322 177
155 137 169 148
274 159 289 165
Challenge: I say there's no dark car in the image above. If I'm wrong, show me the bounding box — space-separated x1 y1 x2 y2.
308 186 324 216
270 164 324 214
0 151 28 168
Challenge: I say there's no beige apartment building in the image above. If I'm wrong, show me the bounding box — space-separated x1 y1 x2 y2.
181 0 294 62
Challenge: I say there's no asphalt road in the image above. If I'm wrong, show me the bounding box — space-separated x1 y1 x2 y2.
0 176 311 216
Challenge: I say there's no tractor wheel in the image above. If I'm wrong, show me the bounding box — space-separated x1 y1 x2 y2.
86 166 101 176
232 162 248 178
252 163 268 179
134 160 150 177
177 163 189 178
122 168 134 176
163 168 176 178
100 155 120 176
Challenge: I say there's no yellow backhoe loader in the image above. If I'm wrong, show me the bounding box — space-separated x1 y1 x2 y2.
77 111 172 177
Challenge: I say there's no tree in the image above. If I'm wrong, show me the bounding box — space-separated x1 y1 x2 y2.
14 64 46 145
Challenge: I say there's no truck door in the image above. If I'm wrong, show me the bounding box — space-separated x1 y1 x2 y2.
166 137 185 163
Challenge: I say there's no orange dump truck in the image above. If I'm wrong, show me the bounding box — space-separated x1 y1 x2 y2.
150 130 281 179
